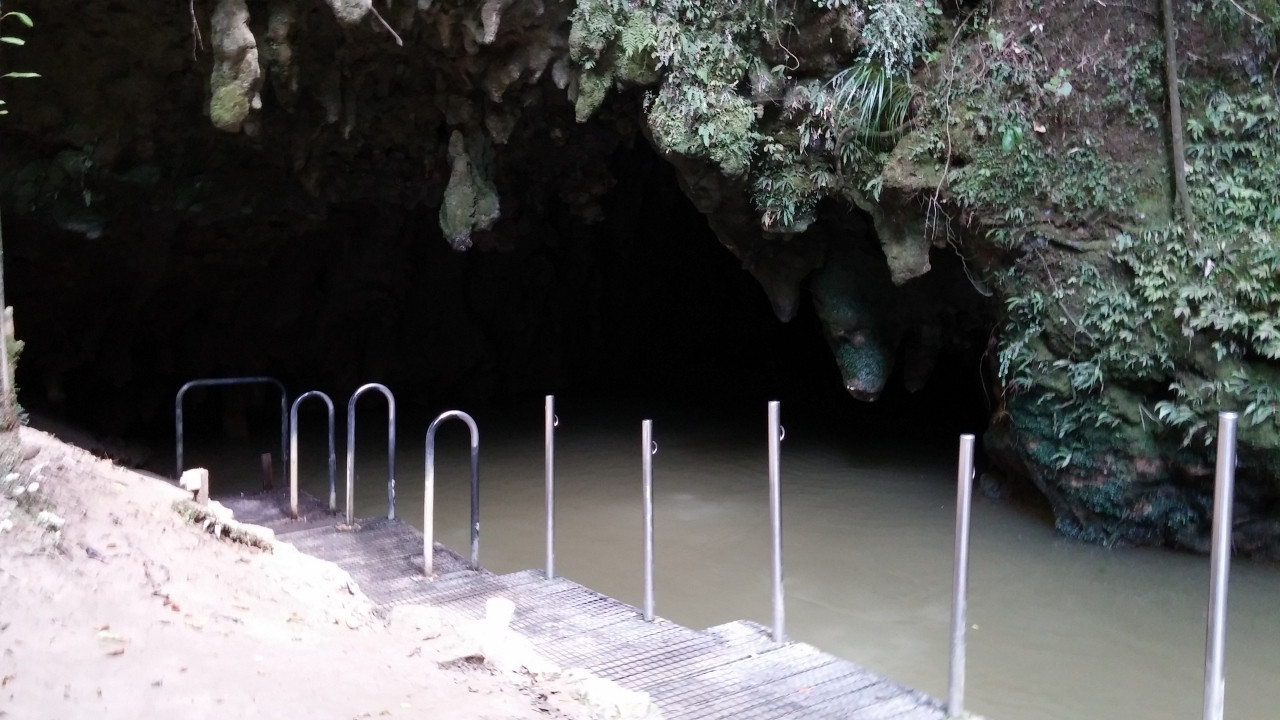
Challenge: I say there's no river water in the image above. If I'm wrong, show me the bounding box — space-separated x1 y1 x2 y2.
183 397 1280 720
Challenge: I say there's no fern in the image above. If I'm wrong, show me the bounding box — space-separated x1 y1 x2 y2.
620 13 656 59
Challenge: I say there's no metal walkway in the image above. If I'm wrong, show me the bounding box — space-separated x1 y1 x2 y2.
218 489 946 720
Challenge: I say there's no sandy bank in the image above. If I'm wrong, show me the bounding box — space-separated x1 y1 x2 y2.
0 427 608 720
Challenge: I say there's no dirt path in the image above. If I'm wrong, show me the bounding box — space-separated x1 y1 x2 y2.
0 428 593 720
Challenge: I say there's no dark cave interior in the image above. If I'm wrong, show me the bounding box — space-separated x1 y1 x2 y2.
8 137 993 471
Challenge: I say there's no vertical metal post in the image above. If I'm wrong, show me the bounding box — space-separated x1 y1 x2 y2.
424 436 436 576
345 399 357 525
1203 411 1237 720
949 434 976 718
768 400 785 643
642 419 655 622
470 427 480 569
290 420 298 518
546 395 556 579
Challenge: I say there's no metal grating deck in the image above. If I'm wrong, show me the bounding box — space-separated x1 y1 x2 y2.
216 491 946 720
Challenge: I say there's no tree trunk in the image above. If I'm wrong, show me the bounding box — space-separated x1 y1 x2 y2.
0 0 13 431
1163 0 1195 229
0 213 13 432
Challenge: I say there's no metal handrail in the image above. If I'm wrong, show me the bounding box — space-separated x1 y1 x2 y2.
424 410 480 575
1203 411 1238 720
948 434 976 717
767 400 785 643
175 377 287 481
642 419 656 622
289 391 336 519
345 383 396 525
545 395 557 579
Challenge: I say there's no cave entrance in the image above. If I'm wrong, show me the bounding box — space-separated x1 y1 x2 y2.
10 118 1001 661
557 138 994 444
11 133 992 479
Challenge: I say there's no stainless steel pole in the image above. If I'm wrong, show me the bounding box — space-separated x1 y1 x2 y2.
424 427 437 577
469 427 480 569
344 383 396 525
387 402 397 521
424 410 481 576
546 395 555 579
290 410 300 519
768 400 785 643
948 434 976 718
642 419 655 622
346 398 357 526
1203 411 1237 720
290 391 338 518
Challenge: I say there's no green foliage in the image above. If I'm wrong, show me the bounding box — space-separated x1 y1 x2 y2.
917 9 1132 252
1130 91 1280 446
952 136 1134 249
985 87 1280 453
928 5 1278 468
862 0 930 76
1193 0 1280 47
643 19 758 176
567 0 943 229
829 61 913 140
1092 40 1164 129
0 9 39 115
752 137 842 231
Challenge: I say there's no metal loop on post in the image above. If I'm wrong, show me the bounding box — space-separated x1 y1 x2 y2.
642 419 655 622
767 401 785 643
289 391 336 519
424 410 481 576
779 426 785 442
546 396 556 580
1203 411 1238 720
948 434 976 719
345 383 396 525
175 377 288 483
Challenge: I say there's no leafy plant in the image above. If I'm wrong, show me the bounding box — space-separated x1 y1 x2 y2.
568 0 944 230
829 61 913 139
862 0 930 77
0 7 39 114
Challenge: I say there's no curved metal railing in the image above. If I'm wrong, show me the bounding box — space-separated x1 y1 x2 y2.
289 391 336 519
345 383 396 525
175 377 287 482
424 410 480 575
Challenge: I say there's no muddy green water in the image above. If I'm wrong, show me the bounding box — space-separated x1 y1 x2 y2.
185 400 1280 720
